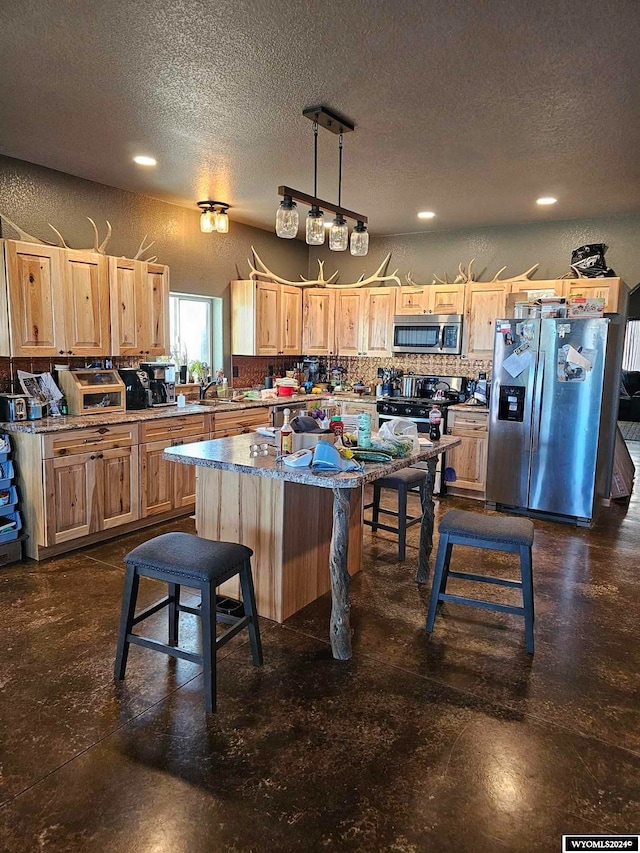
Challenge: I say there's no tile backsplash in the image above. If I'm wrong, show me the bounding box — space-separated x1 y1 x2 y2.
230 353 492 389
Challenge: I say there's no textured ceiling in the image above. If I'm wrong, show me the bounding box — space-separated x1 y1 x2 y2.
1 0 639 236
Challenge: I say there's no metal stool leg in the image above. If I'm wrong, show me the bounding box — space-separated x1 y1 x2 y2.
426 533 450 633
398 484 408 562
200 581 217 713
168 583 180 647
114 564 140 680
520 545 535 654
371 482 381 531
239 559 263 666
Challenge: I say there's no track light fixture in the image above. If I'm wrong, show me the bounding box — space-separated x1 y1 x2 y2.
275 105 368 254
197 201 231 234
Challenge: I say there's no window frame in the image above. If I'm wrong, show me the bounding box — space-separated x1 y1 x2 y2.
169 291 222 373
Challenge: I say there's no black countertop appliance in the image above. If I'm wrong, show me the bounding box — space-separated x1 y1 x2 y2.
118 369 150 410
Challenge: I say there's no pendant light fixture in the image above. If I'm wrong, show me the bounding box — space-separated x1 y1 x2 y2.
197 201 231 234
275 105 368 254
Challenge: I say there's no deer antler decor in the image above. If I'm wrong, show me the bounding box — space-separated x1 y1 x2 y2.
326 253 401 289
453 258 475 283
490 264 539 282
0 212 114 255
132 234 156 261
248 247 338 287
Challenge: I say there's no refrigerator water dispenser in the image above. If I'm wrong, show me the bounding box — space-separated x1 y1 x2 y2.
498 385 525 422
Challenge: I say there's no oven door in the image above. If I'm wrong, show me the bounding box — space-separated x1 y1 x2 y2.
392 315 462 354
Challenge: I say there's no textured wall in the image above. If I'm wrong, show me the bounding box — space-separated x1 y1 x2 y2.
309 215 640 288
0 155 308 370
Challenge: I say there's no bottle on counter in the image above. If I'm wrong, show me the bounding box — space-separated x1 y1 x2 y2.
279 408 293 455
429 405 441 442
357 412 372 448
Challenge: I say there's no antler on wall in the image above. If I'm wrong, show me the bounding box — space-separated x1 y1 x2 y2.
0 212 114 255
490 264 539 282
248 247 338 286
326 253 401 289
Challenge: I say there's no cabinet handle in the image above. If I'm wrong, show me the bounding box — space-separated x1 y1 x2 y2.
67 350 73 355
98 453 104 459
59 350 64 355
90 454 96 460
83 437 104 444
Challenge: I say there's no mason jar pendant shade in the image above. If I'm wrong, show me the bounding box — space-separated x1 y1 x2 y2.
350 221 369 256
306 206 325 245
275 196 299 238
329 214 348 251
215 209 229 233
200 210 216 233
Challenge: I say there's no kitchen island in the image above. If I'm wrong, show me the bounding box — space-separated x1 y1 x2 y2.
165 433 460 659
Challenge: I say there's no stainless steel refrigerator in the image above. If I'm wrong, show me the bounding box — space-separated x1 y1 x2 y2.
486 317 621 526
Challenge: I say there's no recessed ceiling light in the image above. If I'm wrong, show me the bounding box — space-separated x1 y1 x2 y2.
133 155 157 166
536 196 557 205
418 211 436 219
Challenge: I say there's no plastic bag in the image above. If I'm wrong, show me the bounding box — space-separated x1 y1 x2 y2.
570 244 616 278
377 417 420 452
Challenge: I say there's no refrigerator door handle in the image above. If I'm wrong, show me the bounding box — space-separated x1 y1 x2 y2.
531 351 545 453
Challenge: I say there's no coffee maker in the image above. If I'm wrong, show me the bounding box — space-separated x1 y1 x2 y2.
139 363 176 407
118 369 151 410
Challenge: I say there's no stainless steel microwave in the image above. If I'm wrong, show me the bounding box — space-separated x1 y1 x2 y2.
392 314 463 355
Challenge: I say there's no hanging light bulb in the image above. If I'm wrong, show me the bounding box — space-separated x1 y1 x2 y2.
306 205 325 245
200 207 215 233
215 207 229 233
329 214 348 251
275 196 298 238
350 220 369 256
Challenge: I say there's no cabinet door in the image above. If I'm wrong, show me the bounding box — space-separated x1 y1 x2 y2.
62 250 110 356
45 452 98 544
562 279 619 313
363 288 394 357
144 264 170 355
446 429 487 492
395 286 429 315
109 258 145 356
280 285 302 355
5 241 65 356
255 281 280 355
430 284 465 315
140 439 174 517
302 288 336 355
173 434 209 508
464 283 509 357
100 446 139 529
336 290 366 356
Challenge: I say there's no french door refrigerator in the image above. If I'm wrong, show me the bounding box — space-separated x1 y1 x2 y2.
486 317 617 526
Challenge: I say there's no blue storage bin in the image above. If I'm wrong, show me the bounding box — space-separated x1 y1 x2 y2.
0 434 11 464
0 485 18 516
0 460 14 490
0 511 21 543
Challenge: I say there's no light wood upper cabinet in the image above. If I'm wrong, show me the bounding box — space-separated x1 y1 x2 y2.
335 290 366 356
463 282 510 358
302 288 336 356
62 250 110 356
109 258 169 357
395 286 429 315
280 285 303 356
231 280 303 356
561 277 623 313
4 241 65 356
363 288 394 356
431 284 465 315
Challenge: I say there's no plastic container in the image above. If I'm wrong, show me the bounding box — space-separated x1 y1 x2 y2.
0 511 21 543
0 460 15 490
277 385 295 397
357 412 372 448
0 485 18 516
0 435 11 464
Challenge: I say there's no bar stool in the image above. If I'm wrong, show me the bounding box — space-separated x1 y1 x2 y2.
364 467 428 561
114 532 263 712
426 510 535 653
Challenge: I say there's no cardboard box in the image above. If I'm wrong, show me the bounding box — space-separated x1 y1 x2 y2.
567 296 605 317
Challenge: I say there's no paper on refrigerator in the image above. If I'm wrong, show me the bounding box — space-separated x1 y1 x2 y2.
502 348 533 378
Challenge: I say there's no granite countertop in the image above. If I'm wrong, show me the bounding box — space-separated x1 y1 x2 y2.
164 433 461 490
0 393 379 434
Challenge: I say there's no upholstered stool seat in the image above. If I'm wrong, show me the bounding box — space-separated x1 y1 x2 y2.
114 532 263 712
364 467 428 561
426 510 535 653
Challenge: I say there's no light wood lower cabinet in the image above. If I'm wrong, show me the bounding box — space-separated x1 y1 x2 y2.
445 409 489 499
140 433 210 517
44 446 139 545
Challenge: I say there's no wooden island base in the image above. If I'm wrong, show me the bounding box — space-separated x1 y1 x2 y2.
195 467 363 623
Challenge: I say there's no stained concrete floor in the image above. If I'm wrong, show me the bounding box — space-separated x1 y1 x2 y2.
1 452 640 852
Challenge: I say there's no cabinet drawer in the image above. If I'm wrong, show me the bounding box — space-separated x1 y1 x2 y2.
212 407 271 431
43 423 138 458
140 413 210 443
449 412 488 430
164 432 209 449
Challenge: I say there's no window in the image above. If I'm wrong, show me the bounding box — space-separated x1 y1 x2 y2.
169 293 223 376
623 321 640 371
